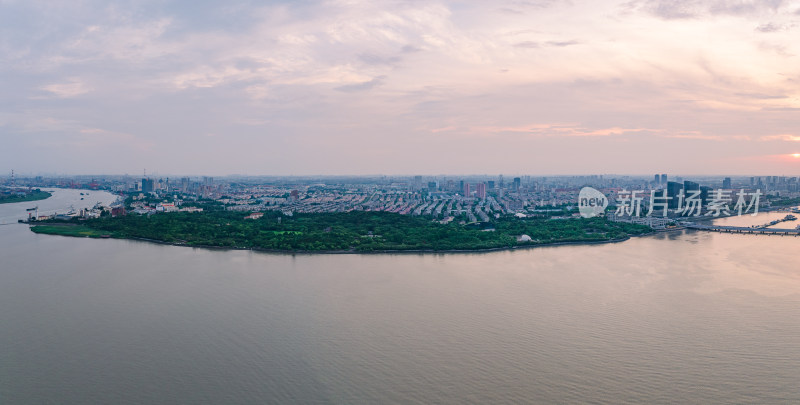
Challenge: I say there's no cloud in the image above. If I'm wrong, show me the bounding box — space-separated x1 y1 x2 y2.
760 134 800 141
496 7 524 14
761 107 800 111
358 53 402 66
663 132 725 140
474 123 656 137
334 75 387 92
513 40 580 48
38 79 90 98
755 22 785 32
709 0 785 16
630 0 787 19
735 92 786 99
2 0 800 174
514 41 540 48
547 40 580 47
628 0 701 19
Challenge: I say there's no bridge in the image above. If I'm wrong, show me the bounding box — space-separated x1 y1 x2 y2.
685 223 800 236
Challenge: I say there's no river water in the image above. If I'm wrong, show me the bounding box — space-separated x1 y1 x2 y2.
1 189 798 404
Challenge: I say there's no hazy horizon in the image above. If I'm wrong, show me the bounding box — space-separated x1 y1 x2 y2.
4 171 794 179
2 0 800 175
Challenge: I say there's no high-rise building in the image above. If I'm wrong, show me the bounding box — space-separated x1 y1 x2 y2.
414 175 423 190
513 177 521 191
667 181 683 209
463 183 471 198
654 174 660 184
427 181 438 191
700 186 712 205
141 178 154 193
487 180 495 190
722 177 732 189
660 174 667 184
476 183 487 200
683 181 700 206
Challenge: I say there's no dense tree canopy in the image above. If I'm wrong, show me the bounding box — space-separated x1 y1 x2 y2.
37 211 652 252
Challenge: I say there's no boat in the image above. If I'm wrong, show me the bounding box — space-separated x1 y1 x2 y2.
26 206 37 211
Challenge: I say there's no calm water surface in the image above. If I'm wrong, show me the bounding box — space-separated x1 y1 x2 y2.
1 190 799 404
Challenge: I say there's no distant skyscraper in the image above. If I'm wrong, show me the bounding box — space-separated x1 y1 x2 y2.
722 177 732 189
476 183 486 200
667 181 683 209
487 180 495 190
654 174 660 184
513 177 521 191
463 183 470 198
414 175 422 190
427 181 438 191
660 174 667 184
684 181 700 206
141 178 154 193
700 186 712 205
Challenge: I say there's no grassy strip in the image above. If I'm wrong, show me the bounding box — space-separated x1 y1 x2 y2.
0 190 52 205
31 224 114 238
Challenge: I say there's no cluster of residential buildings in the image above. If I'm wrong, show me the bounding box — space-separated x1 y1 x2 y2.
6 173 800 225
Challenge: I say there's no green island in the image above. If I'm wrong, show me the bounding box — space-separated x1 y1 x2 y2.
31 209 652 252
0 189 52 204
770 196 800 207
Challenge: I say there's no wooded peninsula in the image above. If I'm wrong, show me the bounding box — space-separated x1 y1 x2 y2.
30 209 652 252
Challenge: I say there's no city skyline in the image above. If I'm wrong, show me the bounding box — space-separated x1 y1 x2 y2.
2 0 800 175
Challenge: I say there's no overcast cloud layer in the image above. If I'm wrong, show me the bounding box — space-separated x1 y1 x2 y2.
2 0 800 176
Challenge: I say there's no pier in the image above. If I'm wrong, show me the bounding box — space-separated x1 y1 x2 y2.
686 223 800 236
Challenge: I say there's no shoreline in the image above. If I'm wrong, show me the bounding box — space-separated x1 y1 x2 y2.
30 224 656 255
0 190 52 205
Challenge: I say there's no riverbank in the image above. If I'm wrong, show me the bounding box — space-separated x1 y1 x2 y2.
0 190 52 205
30 224 112 238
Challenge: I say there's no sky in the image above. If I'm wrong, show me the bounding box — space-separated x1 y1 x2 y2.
2 0 800 176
